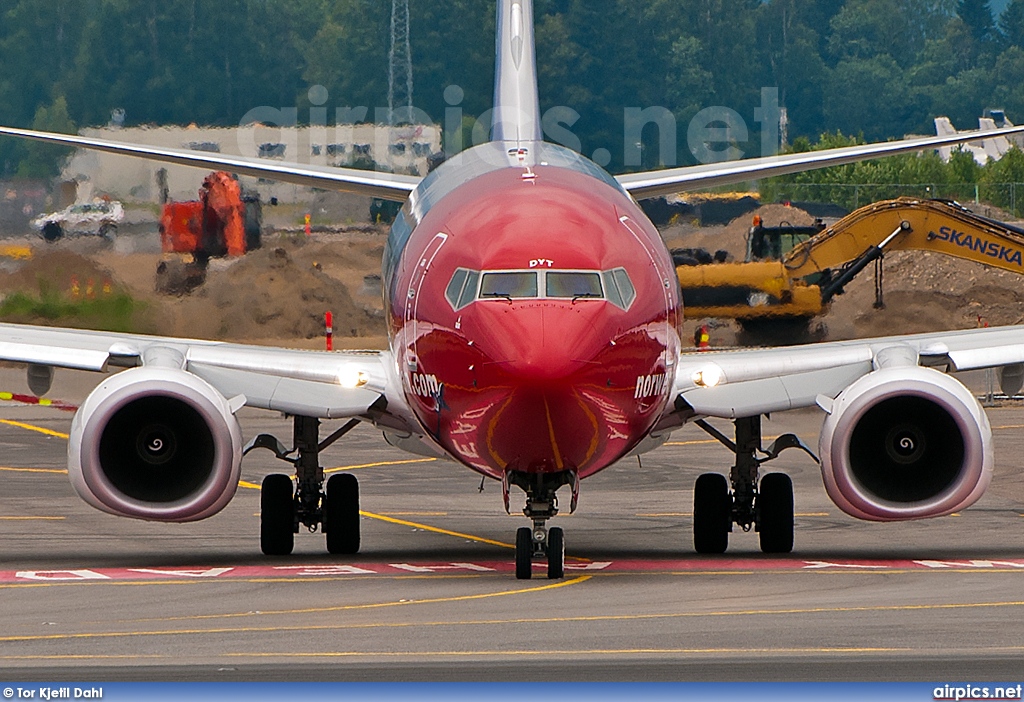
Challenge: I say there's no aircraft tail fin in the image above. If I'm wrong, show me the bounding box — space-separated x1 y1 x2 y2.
491 0 542 145
934 117 956 161
979 117 1010 159
934 117 956 137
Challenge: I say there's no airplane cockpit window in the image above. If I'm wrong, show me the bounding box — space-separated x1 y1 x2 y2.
546 271 603 299
446 268 470 308
480 272 539 299
459 271 480 307
445 268 634 310
603 271 624 308
446 268 480 310
603 268 636 310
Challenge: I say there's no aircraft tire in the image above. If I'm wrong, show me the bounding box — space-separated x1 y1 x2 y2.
693 473 731 554
515 526 532 579
547 526 565 579
758 473 794 554
260 473 295 556
325 473 360 555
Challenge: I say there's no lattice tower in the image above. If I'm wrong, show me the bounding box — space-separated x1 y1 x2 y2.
388 0 413 125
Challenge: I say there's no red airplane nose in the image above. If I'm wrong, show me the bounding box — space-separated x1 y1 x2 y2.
471 301 606 382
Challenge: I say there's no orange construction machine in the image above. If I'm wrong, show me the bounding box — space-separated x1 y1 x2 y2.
156 172 262 294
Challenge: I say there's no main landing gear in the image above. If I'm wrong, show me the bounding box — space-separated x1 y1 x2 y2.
247 416 362 556
691 415 815 555
507 470 575 580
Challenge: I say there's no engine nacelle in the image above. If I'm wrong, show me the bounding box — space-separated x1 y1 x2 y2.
69 367 243 522
819 366 993 521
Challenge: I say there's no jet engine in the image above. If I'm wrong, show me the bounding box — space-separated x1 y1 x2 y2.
819 365 992 521
68 367 243 522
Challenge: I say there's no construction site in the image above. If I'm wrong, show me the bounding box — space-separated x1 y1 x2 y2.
671 196 1024 345
3 0 1022 354
2 185 1024 357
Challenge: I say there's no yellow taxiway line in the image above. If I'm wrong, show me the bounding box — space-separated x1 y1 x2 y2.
115 576 591 624
0 419 70 439
4 595 1024 646
0 465 67 475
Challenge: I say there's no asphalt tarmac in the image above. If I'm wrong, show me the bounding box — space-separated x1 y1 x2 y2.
1 368 1023 682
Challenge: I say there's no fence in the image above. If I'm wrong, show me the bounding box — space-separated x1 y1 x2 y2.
760 182 1023 218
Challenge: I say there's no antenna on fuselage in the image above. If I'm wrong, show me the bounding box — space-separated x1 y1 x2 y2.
491 0 543 146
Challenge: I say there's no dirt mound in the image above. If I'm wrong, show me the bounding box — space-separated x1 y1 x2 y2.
166 242 379 341
0 237 383 343
0 247 164 334
664 202 1024 345
823 250 1024 340
10 206 1024 350
0 249 119 296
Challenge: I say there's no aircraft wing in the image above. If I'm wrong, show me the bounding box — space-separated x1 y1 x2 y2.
0 322 406 422
617 125 1024 200
666 325 1024 422
7 123 1024 203
0 126 420 202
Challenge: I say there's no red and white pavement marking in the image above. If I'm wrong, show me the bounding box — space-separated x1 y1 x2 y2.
0 391 78 412
4 558 1024 582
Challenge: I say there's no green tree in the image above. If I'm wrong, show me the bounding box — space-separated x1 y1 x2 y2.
990 46 1024 118
828 0 951 68
958 0 997 41
755 0 829 141
980 146 1024 214
3 0 1019 180
1001 0 1024 45
17 95 76 178
666 36 715 120
824 56 930 140
761 130 990 209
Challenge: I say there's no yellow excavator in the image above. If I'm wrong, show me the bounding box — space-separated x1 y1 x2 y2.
677 197 1024 330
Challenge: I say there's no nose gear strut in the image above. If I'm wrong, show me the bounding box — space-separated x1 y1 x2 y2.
507 470 575 580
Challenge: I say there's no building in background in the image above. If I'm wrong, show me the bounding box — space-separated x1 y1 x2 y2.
61 123 441 204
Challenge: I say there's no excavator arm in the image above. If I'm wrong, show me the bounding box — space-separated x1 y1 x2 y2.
782 198 1024 278
678 197 1024 323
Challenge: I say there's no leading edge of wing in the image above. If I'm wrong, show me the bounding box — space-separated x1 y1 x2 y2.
617 125 1024 200
669 324 1024 420
0 125 420 202
0 322 393 419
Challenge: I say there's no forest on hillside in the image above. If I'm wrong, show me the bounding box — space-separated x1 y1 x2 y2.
2 0 1024 176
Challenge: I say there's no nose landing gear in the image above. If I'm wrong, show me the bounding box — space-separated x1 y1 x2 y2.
509 470 574 579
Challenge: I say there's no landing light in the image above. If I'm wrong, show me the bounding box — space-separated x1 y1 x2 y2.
338 368 369 389
692 365 723 388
